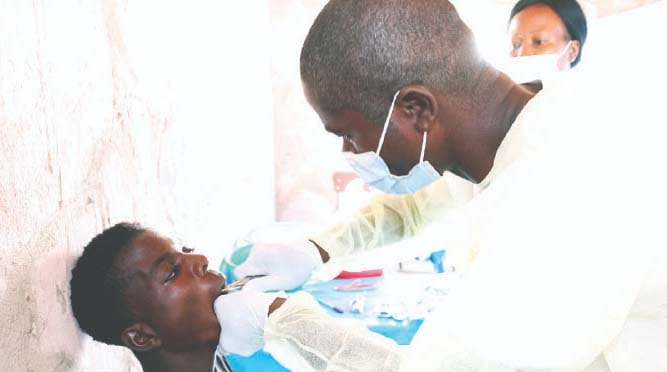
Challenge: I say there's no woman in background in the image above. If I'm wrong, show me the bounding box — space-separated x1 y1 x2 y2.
506 0 587 82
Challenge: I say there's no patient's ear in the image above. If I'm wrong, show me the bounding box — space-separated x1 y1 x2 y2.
121 323 161 352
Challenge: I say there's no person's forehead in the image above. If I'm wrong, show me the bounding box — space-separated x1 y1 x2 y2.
325 110 377 135
510 4 567 35
120 232 175 275
304 93 365 133
302 80 372 129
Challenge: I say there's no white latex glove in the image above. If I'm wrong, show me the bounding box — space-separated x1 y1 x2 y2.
234 240 323 292
213 290 279 356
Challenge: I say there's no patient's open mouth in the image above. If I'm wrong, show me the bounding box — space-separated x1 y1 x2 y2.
208 269 226 296
219 275 266 295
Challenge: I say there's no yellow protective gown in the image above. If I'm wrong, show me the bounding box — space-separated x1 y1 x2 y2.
264 292 403 372
310 172 476 259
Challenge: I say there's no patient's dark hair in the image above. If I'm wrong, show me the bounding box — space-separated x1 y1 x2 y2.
300 0 486 127
70 222 147 345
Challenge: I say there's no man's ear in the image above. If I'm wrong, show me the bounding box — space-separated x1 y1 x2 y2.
395 85 439 133
121 323 162 352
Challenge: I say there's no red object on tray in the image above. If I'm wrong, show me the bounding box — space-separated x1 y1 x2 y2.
335 269 384 279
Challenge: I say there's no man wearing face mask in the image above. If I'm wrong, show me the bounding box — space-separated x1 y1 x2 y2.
236 0 587 290
233 1 589 294
217 0 667 370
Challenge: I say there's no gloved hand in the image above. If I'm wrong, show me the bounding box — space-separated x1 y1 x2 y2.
234 240 324 292
213 290 279 356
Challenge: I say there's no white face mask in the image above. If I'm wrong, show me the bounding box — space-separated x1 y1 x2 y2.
344 91 441 195
500 41 572 84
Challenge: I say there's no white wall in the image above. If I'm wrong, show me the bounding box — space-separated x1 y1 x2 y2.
270 0 394 225
269 0 352 224
0 0 273 370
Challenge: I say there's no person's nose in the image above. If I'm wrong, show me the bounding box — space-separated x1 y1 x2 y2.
187 253 209 277
517 45 538 57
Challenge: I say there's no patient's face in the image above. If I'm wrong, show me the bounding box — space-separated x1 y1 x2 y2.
118 231 226 352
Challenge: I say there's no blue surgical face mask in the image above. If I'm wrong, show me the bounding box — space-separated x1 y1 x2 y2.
344 91 441 194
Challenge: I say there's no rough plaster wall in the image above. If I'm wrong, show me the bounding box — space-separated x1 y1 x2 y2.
0 0 273 371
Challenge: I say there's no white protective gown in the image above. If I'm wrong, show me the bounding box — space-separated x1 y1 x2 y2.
402 68 667 371
404 7 667 367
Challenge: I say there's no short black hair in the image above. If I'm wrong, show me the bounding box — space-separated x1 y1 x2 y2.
510 0 588 67
70 222 147 345
300 0 486 127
